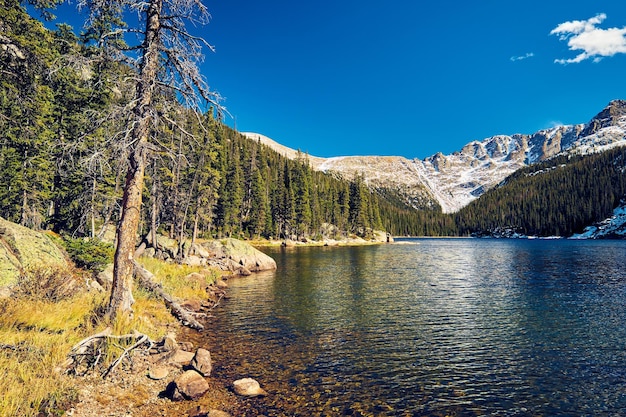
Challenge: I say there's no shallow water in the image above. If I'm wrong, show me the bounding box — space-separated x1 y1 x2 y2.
195 239 626 416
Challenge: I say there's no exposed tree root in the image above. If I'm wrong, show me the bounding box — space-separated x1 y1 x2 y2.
59 327 153 378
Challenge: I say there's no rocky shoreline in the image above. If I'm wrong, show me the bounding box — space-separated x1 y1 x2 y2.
0 215 395 416
67 236 396 416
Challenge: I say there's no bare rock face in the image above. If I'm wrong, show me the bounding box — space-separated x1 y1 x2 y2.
0 217 69 287
141 233 277 276
170 370 210 401
244 100 626 214
232 378 267 397
200 238 277 273
191 348 212 377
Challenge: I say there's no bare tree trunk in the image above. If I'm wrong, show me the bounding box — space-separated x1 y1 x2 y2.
168 133 182 238
150 161 158 248
107 0 162 322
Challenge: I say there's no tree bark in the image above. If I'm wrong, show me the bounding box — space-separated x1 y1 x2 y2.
107 0 162 322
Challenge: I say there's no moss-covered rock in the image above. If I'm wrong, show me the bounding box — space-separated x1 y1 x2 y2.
0 217 69 287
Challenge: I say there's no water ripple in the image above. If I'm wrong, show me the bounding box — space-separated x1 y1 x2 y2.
197 239 626 416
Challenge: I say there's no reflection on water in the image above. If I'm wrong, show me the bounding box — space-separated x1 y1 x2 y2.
194 239 626 416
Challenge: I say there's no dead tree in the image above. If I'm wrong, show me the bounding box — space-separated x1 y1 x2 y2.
78 0 222 321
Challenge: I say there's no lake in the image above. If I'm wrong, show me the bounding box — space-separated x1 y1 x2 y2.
194 238 626 416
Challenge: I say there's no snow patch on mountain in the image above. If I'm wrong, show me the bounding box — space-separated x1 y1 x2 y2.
243 100 626 213
570 203 626 239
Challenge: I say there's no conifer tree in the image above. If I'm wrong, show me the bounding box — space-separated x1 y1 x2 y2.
78 0 220 321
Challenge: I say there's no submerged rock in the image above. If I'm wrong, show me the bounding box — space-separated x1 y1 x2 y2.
232 378 267 397
191 348 212 377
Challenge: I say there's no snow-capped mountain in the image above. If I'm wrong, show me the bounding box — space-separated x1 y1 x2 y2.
243 100 626 213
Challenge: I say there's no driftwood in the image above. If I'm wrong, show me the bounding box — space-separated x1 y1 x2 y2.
132 260 205 331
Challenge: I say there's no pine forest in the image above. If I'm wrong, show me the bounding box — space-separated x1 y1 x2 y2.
2 1 626 242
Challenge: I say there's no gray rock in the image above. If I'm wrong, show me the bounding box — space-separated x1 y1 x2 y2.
190 348 212 377
0 217 69 287
0 286 12 299
201 238 276 272
171 370 209 401
161 333 179 352
96 263 113 289
181 255 206 266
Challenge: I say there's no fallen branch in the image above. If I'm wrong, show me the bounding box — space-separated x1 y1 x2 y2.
102 332 150 378
133 260 205 330
0 344 19 351
59 327 153 377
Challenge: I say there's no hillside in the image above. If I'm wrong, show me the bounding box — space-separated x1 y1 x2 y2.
0 3 427 241
244 100 626 213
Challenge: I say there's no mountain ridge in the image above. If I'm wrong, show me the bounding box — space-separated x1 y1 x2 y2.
243 100 626 213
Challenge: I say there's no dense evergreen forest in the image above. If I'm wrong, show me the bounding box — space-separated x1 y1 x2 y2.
0 2 424 241
454 147 626 237
2 2 626 241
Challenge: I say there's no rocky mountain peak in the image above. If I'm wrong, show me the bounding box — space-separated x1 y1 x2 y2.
581 99 626 137
244 100 626 214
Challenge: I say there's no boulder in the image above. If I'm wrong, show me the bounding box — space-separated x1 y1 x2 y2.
161 333 179 352
171 349 195 365
201 238 276 272
140 234 276 275
0 286 12 299
96 263 113 289
232 378 268 397
181 255 206 266
170 370 210 401
181 299 202 312
190 348 212 377
0 217 69 287
372 230 393 243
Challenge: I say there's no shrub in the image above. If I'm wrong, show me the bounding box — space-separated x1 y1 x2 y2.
63 237 114 273
16 266 82 302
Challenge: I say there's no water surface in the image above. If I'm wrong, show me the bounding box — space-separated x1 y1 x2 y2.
196 239 626 416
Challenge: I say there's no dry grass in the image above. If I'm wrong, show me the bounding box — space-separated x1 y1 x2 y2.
0 292 95 417
138 256 219 300
0 258 220 417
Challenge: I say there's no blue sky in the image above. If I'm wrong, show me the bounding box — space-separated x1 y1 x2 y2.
48 1 626 159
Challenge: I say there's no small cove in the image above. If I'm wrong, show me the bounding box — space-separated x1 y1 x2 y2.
189 238 626 416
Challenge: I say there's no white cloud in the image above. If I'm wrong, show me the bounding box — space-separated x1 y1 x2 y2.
510 52 535 62
551 14 626 64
